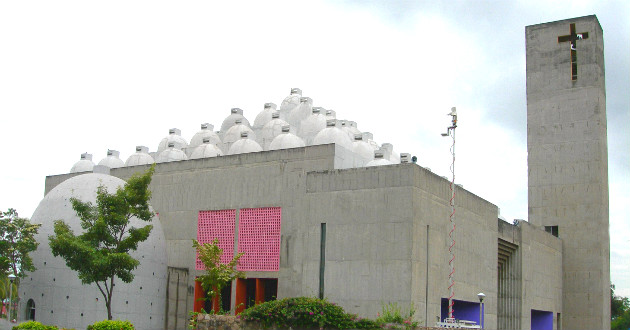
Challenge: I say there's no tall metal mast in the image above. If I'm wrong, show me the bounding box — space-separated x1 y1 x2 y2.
441 107 458 320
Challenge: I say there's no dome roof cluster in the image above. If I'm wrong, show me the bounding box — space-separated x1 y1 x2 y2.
71 88 412 172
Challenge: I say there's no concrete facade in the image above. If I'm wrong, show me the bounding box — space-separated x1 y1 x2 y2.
526 15 610 329
39 144 564 329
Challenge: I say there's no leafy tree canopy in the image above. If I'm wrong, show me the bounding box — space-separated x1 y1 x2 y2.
49 165 155 320
612 284 630 330
193 238 245 310
0 208 41 278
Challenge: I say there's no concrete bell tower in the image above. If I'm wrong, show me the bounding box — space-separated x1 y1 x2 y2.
526 15 610 330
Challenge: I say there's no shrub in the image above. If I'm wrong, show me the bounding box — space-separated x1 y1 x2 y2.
86 320 134 330
12 321 58 330
375 302 418 329
239 297 381 329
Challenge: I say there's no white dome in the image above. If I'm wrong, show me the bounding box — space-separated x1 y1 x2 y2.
98 156 124 169
279 88 302 120
362 132 379 150
21 173 167 330
252 103 277 130
220 108 250 133
98 150 124 169
223 123 256 152
389 153 401 164
299 109 327 146
312 124 354 151
287 97 312 131
353 139 375 161
157 129 188 153
156 148 188 163
189 124 221 149
190 143 223 159
366 158 394 167
125 147 155 167
70 153 94 173
269 132 305 150
341 120 362 140
260 117 291 150
227 138 263 155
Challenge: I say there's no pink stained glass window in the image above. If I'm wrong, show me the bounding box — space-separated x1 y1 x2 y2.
237 207 282 271
196 209 236 270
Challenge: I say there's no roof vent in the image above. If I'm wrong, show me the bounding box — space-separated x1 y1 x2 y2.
374 150 384 159
299 97 312 103
326 110 336 118
271 112 280 119
340 120 347 127
354 134 363 141
135 146 149 153
400 153 411 163
290 88 302 95
168 128 181 136
326 119 336 127
168 142 175 148
312 107 323 114
240 131 249 138
231 108 243 115
80 153 93 161
106 149 120 157
201 123 214 130
202 137 211 144
349 121 358 128
264 103 277 109
235 119 242 124
281 125 291 133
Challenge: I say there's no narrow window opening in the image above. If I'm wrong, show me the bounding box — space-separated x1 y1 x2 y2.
319 223 326 299
544 225 559 237
25 299 35 321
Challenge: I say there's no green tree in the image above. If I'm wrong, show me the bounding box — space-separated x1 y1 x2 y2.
612 284 630 319
193 238 245 312
49 165 155 320
612 284 630 330
0 208 41 278
1 276 18 318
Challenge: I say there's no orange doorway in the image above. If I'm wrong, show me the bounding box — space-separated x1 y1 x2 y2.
193 279 232 314
235 278 278 314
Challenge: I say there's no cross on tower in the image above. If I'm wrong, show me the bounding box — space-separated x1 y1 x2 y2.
557 23 589 81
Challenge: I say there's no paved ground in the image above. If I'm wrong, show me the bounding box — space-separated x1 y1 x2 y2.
0 318 15 330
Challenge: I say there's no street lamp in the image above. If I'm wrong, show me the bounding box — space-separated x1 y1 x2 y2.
477 292 485 329
8 274 16 322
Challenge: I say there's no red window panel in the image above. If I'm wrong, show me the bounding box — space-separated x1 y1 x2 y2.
237 207 282 271
196 209 236 270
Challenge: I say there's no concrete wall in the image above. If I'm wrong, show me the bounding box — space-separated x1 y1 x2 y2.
42 143 564 329
519 221 563 330
498 220 563 330
411 166 499 327
526 15 610 329
305 165 416 317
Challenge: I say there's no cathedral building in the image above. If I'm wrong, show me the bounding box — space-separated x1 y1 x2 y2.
20 15 608 330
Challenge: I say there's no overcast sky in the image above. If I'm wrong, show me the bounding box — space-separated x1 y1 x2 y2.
1 1 628 296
